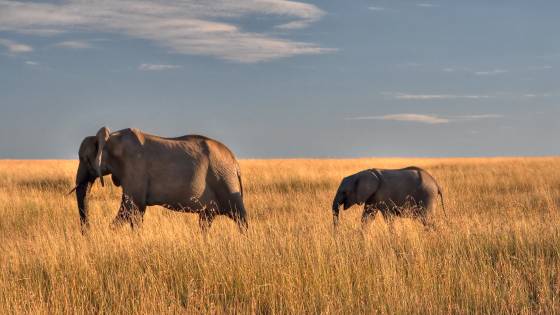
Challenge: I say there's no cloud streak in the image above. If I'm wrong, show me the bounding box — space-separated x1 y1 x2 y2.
528 65 552 71
441 66 510 76
138 64 182 71
54 40 93 49
349 114 449 124
0 38 32 53
473 69 508 76
0 0 333 63
393 93 490 100
347 113 502 124
417 3 438 8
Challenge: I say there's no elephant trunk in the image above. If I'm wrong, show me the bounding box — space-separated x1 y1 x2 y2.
332 192 343 227
94 127 110 187
75 161 92 234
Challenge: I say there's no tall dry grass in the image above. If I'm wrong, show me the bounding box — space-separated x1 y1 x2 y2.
0 158 559 314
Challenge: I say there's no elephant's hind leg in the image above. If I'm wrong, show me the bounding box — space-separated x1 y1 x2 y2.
361 204 378 227
199 210 216 233
418 206 437 231
381 211 396 233
224 192 248 233
418 194 437 230
420 215 436 231
234 193 249 233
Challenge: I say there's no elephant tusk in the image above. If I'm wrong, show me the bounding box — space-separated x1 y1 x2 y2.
98 174 105 187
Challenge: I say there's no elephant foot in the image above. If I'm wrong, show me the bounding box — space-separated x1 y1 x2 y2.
79 221 90 235
422 221 437 232
237 221 249 236
420 216 436 231
109 217 128 230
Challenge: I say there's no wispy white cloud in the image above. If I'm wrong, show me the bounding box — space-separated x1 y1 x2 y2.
348 114 449 124
523 93 550 98
54 40 93 49
0 38 32 53
527 65 552 71
346 113 502 124
455 114 503 120
417 3 438 8
0 0 333 63
24 60 39 66
396 62 423 68
393 93 490 100
386 91 550 100
138 64 182 71
474 69 508 76
441 66 509 76
368 6 386 11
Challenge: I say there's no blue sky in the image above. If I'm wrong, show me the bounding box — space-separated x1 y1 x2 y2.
0 0 558 158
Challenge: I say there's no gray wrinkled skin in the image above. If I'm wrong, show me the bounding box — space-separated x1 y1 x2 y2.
332 167 444 228
74 127 247 234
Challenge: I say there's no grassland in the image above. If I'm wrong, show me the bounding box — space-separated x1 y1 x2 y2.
0 158 559 314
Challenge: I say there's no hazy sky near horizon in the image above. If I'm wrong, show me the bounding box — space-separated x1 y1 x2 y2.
1 0 559 158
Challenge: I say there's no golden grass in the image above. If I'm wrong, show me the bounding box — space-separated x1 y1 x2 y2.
0 158 559 314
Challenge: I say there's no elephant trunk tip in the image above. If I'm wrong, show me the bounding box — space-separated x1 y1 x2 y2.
332 197 342 229
80 221 90 235
332 204 340 226
332 201 341 215
332 213 340 229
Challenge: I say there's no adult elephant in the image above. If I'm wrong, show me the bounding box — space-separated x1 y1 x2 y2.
72 127 247 233
332 167 444 228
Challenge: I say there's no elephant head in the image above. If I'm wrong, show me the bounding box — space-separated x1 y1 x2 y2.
72 127 111 233
332 170 380 225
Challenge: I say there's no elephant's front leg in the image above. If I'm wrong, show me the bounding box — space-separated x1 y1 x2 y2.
419 214 436 231
361 203 378 226
111 193 146 230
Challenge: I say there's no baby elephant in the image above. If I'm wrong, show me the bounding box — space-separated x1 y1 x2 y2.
332 166 444 227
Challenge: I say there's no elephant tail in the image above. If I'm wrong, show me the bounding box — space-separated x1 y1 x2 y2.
418 168 447 218
237 167 244 198
437 185 447 218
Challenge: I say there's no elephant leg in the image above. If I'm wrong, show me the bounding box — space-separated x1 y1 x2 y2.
418 195 436 230
230 192 248 233
111 193 146 230
361 204 378 227
217 190 248 234
382 211 395 232
419 212 437 231
128 203 146 230
111 194 130 229
234 214 248 234
125 188 146 230
198 210 216 233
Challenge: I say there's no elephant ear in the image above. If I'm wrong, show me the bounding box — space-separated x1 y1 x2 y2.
78 136 97 163
129 128 145 146
355 171 380 205
69 136 97 194
94 127 111 187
